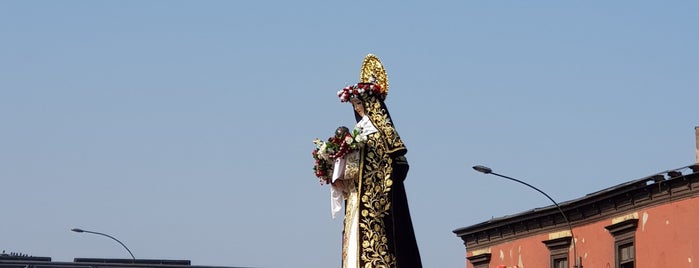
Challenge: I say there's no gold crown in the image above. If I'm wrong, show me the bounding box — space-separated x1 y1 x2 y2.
360 54 388 95
337 54 389 102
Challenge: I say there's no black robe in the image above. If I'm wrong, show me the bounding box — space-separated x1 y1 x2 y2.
347 93 422 268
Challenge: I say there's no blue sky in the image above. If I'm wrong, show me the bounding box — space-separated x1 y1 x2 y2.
1 1 697 267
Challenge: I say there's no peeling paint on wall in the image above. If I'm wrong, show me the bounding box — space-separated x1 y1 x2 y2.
611 212 638 224
518 254 523 268
471 247 491 256
642 212 649 231
499 249 504 260
517 246 523 268
548 230 571 239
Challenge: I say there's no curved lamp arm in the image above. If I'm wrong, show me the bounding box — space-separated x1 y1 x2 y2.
472 165 580 268
71 228 135 260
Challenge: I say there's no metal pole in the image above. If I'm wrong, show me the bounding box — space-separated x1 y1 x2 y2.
71 228 136 260
472 165 580 268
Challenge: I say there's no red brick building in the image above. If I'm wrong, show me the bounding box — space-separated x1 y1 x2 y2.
454 163 699 268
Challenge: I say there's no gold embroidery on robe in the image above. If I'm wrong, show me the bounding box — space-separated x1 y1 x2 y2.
355 94 401 268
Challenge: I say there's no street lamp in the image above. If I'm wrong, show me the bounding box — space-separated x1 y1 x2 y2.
472 165 581 268
71 228 136 260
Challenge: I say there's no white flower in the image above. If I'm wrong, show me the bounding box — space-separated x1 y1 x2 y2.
318 143 332 160
345 136 354 145
356 135 367 143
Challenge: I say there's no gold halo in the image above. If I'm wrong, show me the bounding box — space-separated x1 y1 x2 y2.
360 54 388 97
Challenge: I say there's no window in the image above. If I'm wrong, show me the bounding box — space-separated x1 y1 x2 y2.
605 219 639 268
543 236 571 268
552 257 568 268
618 241 635 268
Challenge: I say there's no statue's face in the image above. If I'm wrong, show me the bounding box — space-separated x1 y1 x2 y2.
351 98 365 116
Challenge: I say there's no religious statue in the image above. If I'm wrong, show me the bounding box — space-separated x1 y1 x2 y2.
312 55 422 268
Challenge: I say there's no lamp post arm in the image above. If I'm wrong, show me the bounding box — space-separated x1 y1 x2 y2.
490 171 579 268
81 230 136 260
490 172 571 226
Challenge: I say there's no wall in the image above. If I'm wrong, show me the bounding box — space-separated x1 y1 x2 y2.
466 196 699 268
636 196 699 268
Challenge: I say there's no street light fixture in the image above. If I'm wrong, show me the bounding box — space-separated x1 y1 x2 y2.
71 228 136 260
472 165 581 268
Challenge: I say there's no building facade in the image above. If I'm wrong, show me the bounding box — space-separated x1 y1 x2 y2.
454 164 699 268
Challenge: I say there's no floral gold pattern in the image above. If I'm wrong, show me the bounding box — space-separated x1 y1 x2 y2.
352 91 410 268
365 99 406 156
358 130 395 267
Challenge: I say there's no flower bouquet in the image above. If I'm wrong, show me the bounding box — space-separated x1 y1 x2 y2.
312 126 366 185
